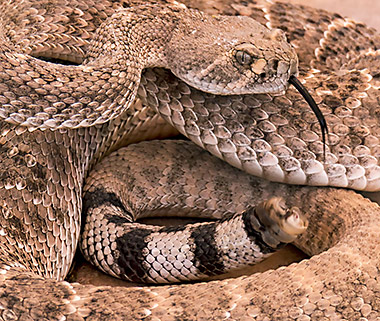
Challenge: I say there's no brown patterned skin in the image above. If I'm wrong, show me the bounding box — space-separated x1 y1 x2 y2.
0 0 298 280
0 0 297 129
81 140 309 283
0 0 380 320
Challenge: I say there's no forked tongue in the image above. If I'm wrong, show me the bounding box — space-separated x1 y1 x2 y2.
289 75 328 158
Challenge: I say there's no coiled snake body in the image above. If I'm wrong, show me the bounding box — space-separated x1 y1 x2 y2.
0 0 380 319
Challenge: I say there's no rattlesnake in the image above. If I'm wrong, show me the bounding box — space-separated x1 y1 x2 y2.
0 0 380 320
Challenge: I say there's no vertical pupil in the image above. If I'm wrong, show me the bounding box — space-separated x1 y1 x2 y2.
243 53 248 64
237 51 251 65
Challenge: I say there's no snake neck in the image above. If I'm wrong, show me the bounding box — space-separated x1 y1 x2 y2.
84 3 185 70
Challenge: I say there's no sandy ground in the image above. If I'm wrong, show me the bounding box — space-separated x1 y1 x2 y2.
283 0 379 30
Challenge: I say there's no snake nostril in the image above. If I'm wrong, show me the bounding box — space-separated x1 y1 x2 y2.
260 72 266 79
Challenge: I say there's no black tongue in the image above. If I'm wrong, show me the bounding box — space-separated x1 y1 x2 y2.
289 75 328 159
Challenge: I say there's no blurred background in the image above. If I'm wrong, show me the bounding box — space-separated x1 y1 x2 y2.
283 0 379 30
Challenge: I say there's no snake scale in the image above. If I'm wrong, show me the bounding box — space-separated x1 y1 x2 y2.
0 0 380 319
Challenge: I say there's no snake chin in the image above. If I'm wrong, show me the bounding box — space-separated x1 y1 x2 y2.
180 71 290 95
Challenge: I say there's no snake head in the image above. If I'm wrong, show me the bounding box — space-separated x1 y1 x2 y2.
165 10 298 95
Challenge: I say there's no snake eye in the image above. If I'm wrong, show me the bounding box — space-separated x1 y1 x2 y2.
235 50 253 66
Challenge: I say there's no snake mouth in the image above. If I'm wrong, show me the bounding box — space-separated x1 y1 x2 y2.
183 75 289 95
289 75 329 157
